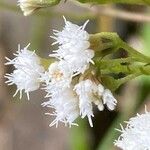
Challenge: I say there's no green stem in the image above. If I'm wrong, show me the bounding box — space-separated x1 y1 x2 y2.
119 40 150 63
116 73 141 85
90 32 150 63
36 0 60 6
100 73 142 91
96 113 126 150
96 59 150 75
70 119 91 150
77 0 150 5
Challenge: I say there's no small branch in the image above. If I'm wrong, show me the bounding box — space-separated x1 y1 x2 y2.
91 6 150 23
119 40 150 63
117 73 141 86
73 1 150 23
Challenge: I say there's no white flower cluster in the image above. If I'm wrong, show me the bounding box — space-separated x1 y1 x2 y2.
5 18 117 127
114 109 150 150
74 80 117 127
42 18 117 127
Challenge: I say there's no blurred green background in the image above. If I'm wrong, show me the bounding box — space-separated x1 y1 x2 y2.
0 0 150 150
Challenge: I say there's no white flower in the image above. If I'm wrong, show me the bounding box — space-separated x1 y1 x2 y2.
42 88 80 127
51 47 94 74
5 69 41 100
5 44 44 99
50 17 95 74
51 17 90 47
5 44 44 72
41 60 79 127
74 79 117 127
97 84 105 96
102 89 117 110
114 109 150 150
41 61 73 96
94 84 105 111
48 61 72 83
63 49 94 74
74 79 97 127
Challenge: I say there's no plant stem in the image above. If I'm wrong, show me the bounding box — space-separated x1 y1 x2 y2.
90 32 150 63
119 40 150 63
70 120 91 150
77 0 150 5
96 59 150 75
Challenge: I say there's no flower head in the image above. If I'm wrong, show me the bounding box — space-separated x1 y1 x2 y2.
18 0 60 16
41 61 73 96
51 17 90 47
5 69 41 99
74 79 117 127
5 44 44 72
74 80 97 127
5 44 44 99
5 18 118 128
50 17 94 74
114 109 150 150
42 88 79 127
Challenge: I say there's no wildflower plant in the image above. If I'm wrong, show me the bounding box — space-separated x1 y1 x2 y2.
3 0 150 149
5 17 150 128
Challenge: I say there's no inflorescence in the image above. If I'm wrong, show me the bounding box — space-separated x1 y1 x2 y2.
5 18 117 127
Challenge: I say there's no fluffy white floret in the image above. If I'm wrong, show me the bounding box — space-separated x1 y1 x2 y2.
102 89 117 110
94 84 105 111
5 44 44 72
74 80 117 127
5 69 41 100
50 17 95 74
5 44 44 99
42 88 79 127
114 109 150 150
41 61 73 96
51 17 90 47
74 79 98 127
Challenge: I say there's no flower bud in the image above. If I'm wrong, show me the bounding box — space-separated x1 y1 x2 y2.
18 0 60 16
